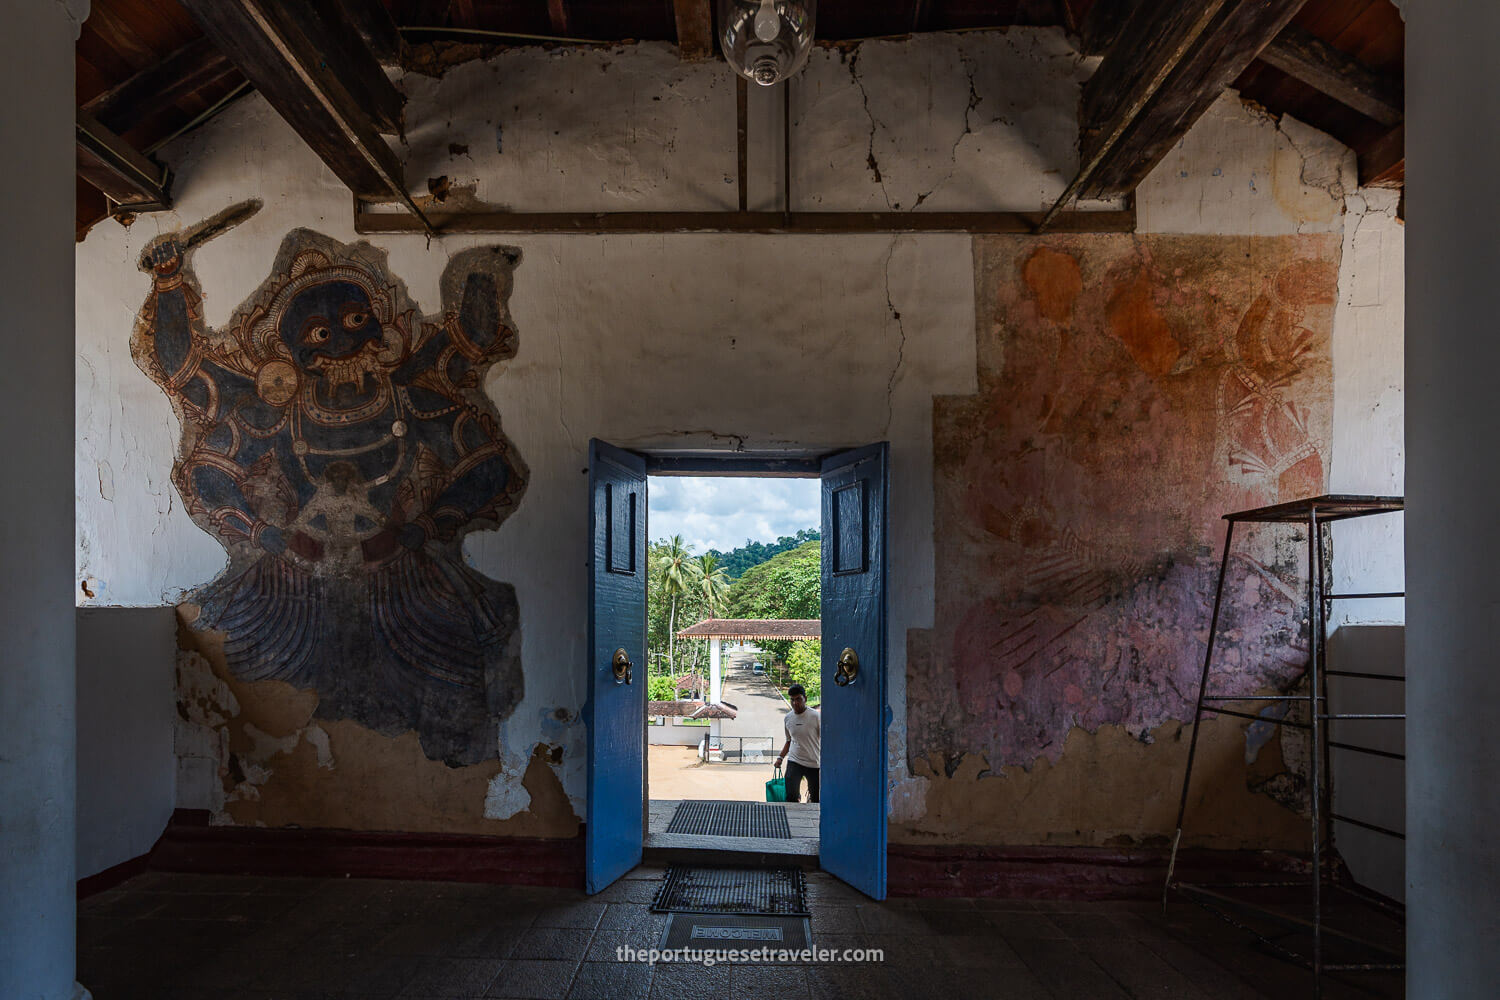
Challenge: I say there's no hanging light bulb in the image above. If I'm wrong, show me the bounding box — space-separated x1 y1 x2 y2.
718 0 816 87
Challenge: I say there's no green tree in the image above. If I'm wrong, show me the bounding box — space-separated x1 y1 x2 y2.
647 674 678 702
707 528 821 580
724 540 821 662
785 639 822 706
651 535 702 675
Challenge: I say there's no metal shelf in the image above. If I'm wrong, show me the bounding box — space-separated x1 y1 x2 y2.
1165 495 1406 998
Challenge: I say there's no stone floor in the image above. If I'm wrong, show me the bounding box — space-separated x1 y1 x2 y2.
77 868 1404 999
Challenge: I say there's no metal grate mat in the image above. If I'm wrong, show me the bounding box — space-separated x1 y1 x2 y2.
665 801 792 839
651 866 809 916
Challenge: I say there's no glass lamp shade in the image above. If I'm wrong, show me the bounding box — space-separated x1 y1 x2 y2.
717 0 816 87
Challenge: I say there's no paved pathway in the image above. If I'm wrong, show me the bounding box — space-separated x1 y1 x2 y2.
718 646 790 748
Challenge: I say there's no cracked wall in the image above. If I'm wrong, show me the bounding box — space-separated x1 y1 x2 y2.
75 32 1401 846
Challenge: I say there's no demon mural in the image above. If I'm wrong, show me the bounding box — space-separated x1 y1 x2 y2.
134 209 528 765
912 234 1338 773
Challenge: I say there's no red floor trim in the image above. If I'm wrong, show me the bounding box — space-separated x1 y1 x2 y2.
887 843 1312 899
77 852 152 899
148 810 586 889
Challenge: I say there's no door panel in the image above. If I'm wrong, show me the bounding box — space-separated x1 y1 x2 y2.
586 440 648 894
819 443 889 900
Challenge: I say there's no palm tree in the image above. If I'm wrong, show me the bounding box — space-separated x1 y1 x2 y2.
694 553 731 617
684 553 731 679
654 535 699 673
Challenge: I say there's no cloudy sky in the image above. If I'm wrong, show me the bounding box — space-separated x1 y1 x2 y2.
648 476 820 554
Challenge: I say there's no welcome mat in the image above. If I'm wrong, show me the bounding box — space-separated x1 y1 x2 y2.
661 912 812 951
666 802 792 839
651 866 809 916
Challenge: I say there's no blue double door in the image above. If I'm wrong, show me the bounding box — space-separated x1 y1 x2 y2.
584 441 889 899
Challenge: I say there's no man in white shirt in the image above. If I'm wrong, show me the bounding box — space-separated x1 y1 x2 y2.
775 683 821 803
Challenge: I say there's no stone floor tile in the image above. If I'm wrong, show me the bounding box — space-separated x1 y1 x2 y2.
806 964 895 1000
1078 937 1216 999
808 905 862 935
564 960 653 1000
728 963 813 999
585 928 663 962
1049 911 1131 939
531 902 607 930
852 903 929 935
510 926 594 962
485 959 581 1000
1008 936 1132 999
647 960 732 1000
984 910 1068 939
398 956 506 997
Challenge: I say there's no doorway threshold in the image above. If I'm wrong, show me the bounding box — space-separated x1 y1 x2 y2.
645 798 818 869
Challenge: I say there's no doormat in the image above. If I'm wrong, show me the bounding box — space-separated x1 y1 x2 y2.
651 866 809 916
660 912 812 951
665 801 792 839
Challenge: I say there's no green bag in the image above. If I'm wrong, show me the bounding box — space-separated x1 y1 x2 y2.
765 763 787 803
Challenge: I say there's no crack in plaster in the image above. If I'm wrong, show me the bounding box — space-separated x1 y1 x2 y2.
882 238 908 437
913 53 982 211
848 49 892 209
1278 122 1346 215
668 428 748 450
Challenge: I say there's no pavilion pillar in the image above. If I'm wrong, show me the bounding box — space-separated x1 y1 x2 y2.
709 637 722 704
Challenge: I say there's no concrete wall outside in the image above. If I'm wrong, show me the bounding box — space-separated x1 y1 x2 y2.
73 32 1404 846
1406 1 1500 993
76 607 177 879
648 723 709 748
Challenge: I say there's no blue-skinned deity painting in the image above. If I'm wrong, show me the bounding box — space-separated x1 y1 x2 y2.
133 223 528 766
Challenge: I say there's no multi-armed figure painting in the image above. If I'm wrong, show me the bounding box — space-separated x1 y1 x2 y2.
133 210 528 765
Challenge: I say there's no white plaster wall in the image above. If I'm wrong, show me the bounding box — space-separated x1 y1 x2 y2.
76 32 1403 823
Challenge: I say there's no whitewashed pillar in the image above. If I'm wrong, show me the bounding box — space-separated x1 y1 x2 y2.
0 3 90 999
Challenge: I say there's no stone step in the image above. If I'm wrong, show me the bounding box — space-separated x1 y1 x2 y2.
644 831 820 870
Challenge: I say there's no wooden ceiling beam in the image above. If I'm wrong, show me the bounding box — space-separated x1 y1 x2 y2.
673 0 715 61
1358 123 1404 188
1052 0 1308 213
177 0 410 202
547 0 571 36
410 1 454 27
1078 0 1135 56
81 36 240 137
76 109 172 212
911 0 932 34
334 0 403 66
1257 25 1403 127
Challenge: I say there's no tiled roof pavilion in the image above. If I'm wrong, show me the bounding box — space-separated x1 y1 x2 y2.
675 618 821 641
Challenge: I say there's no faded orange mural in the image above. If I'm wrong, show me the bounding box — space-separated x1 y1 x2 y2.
912 235 1338 771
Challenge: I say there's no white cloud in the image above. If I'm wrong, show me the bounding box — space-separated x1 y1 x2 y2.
648 476 819 554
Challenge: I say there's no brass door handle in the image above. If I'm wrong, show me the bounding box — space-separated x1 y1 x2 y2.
612 647 633 685
835 647 859 687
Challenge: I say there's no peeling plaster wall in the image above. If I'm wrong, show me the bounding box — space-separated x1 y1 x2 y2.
74 32 1402 848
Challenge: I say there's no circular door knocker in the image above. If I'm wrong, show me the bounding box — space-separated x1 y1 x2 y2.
611 647 633 685
835 647 860 687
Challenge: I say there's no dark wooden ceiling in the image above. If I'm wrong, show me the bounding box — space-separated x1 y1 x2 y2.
75 0 1406 237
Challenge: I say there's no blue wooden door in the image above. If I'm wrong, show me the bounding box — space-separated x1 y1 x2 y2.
585 440 648 894
819 443 890 900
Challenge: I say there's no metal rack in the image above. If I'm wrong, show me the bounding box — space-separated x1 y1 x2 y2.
1164 495 1405 997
